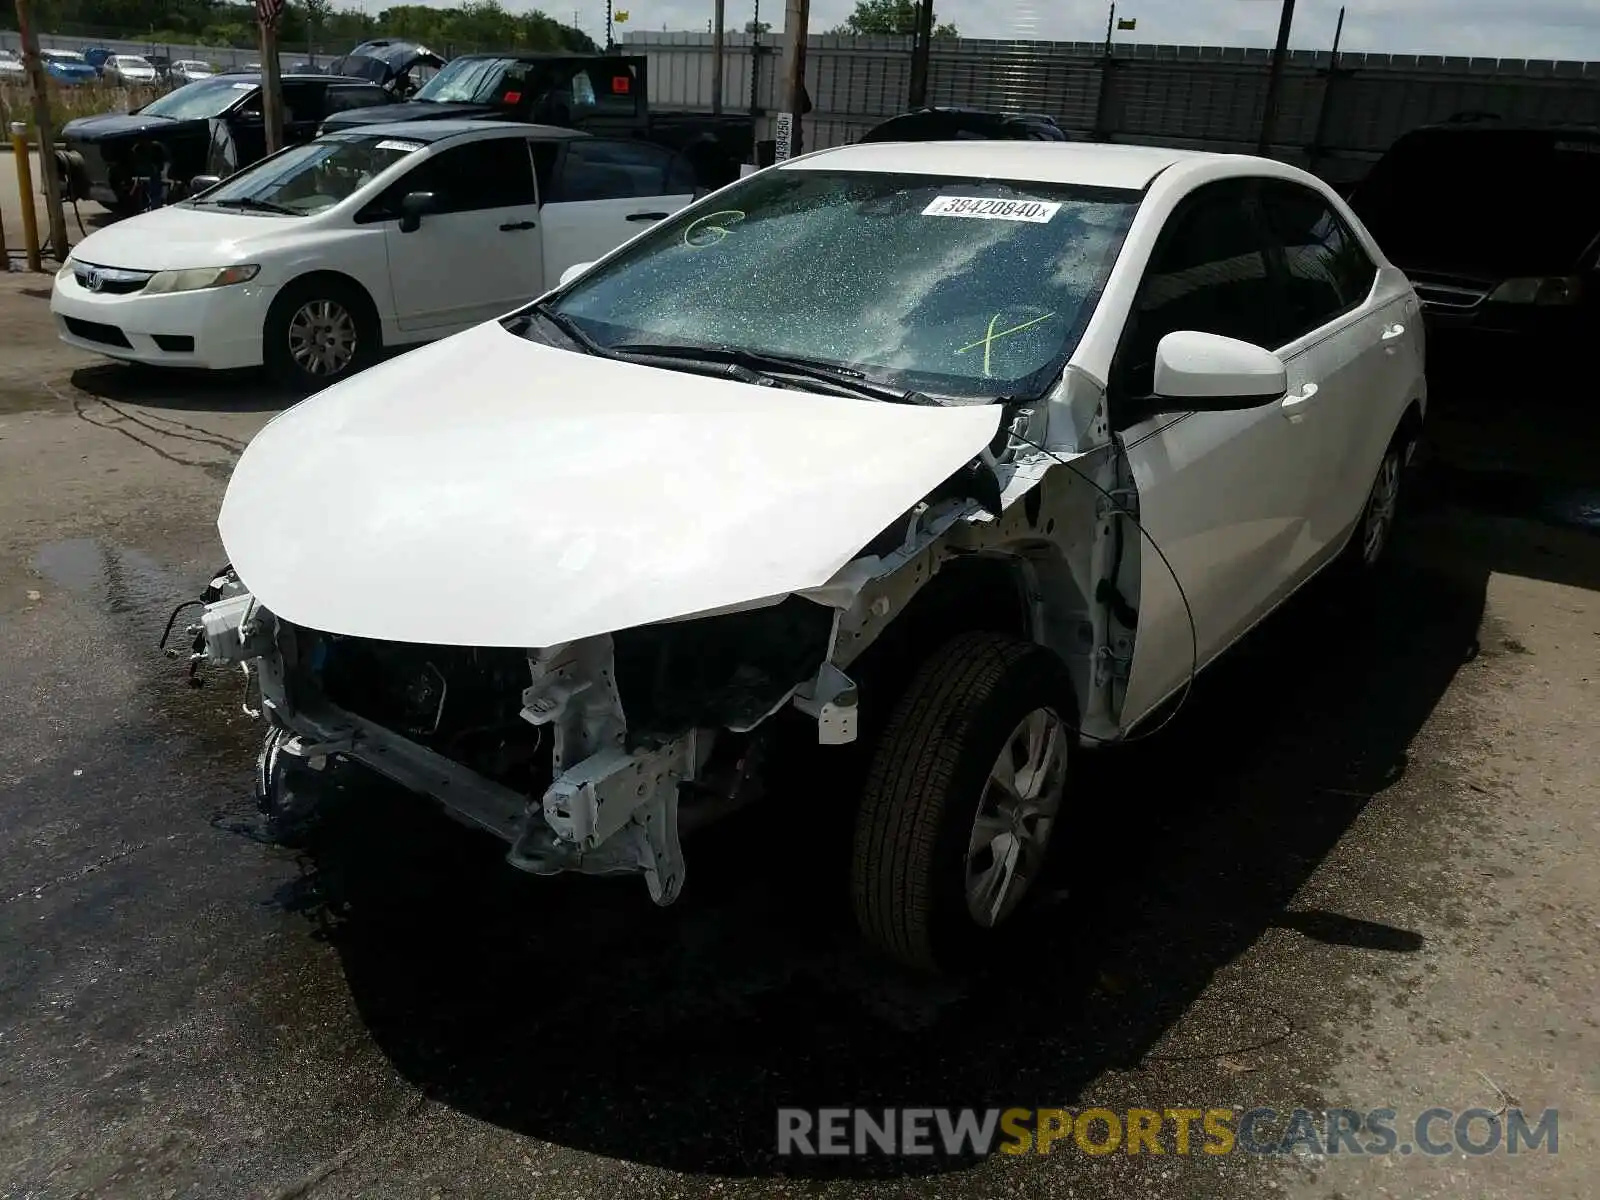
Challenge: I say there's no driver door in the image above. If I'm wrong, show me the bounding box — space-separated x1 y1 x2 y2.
370 135 545 335
1113 179 1323 727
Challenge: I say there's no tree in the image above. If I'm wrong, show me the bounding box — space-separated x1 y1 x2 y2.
829 0 956 37
743 18 770 33
299 0 334 48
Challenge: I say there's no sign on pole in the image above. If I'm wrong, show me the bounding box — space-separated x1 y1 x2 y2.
773 111 794 160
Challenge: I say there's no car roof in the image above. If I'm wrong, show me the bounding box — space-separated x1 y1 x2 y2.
209 71 378 84
326 118 591 142
788 140 1215 192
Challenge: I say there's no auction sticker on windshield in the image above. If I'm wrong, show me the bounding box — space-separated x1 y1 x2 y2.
374 139 425 153
922 196 1062 222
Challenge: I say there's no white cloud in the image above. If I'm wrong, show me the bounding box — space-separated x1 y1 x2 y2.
366 0 1600 61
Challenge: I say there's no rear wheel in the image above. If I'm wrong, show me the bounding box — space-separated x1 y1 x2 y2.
1341 430 1413 575
264 275 379 391
851 631 1076 972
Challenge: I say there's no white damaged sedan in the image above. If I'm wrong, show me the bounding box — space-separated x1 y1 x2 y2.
184 140 1426 971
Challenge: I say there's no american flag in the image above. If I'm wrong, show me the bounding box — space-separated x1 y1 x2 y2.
255 0 285 27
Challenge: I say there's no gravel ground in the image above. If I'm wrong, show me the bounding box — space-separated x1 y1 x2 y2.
0 272 1595 1200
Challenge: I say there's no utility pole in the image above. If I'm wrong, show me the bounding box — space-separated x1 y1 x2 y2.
749 0 763 116
13 0 68 263
711 0 726 112
1092 1 1117 141
907 0 934 108
775 0 808 160
1257 0 1296 155
1307 4 1345 173
606 0 614 50
256 0 286 154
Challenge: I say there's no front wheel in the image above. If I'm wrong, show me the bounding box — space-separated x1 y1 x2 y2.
851 631 1076 973
264 276 379 391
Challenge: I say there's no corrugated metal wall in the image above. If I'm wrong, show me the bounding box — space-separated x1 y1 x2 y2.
625 31 1600 177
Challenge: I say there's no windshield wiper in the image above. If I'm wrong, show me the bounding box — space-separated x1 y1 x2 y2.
197 197 300 215
510 305 770 386
609 342 941 405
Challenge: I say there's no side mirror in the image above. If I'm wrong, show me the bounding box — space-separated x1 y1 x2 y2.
187 174 222 196
1151 331 1287 411
398 190 436 233
558 261 596 287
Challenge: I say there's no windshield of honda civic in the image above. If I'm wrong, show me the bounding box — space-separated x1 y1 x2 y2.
542 169 1140 400
194 134 425 213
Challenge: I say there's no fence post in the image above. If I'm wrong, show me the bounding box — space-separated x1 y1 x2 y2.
1307 5 1345 175
1091 53 1117 140
13 0 68 264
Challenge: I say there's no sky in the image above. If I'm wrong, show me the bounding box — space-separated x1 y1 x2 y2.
430 0 1600 61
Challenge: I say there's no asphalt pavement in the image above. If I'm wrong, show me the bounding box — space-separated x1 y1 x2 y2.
1 273 1596 1199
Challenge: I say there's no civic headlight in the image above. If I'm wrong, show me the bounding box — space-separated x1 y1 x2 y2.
1487 276 1583 306
56 255 75 280
144 264 261 295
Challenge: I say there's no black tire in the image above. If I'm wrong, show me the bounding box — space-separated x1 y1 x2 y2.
852 631 1078 973
263 274 380 392
1339 425 1415 578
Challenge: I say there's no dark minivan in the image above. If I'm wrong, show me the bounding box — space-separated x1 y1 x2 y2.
1349 120 1600 360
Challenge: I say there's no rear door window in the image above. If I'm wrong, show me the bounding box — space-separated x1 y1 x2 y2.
555 139 674 201
1258 181 1377 340
324 84 391 115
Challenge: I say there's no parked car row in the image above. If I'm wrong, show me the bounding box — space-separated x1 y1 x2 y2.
0 44 216 85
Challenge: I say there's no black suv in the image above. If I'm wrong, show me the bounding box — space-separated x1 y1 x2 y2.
1349 118 1600 362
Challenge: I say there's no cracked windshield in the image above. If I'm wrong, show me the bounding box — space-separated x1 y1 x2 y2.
551 170 1138 398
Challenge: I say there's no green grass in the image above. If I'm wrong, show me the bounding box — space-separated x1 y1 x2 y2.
0 80 166 140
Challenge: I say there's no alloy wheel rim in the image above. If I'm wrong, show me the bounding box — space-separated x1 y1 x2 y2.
1362 452 1401 565
964 707 1069 928
287 299 357 377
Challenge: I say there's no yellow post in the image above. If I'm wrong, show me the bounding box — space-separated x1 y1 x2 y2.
10 122 41 273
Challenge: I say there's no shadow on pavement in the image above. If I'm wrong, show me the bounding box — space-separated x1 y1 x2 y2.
218 333 1600 1179
70 362 301 413
269 503 1487 1179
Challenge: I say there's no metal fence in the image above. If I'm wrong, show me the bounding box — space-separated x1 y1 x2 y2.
625 31 1600 183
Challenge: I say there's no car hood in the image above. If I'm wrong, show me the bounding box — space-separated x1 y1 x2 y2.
218 321 1004 648
69 204 283 270
62 112 185 142
320 100 495 129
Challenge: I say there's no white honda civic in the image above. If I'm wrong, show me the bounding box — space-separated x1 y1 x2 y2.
50 119 700 388
188 140 1426 972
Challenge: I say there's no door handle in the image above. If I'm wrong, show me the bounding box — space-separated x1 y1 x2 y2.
1280 382 1319 418
626 211 669 222
499 220 537 231
1381 323 1406 341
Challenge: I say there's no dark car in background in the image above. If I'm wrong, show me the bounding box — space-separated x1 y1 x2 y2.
858 106 1072 143
81 45 115 74
318 51 755 188
1349 119 1600 366
324 39 445 96
60 72 392 214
